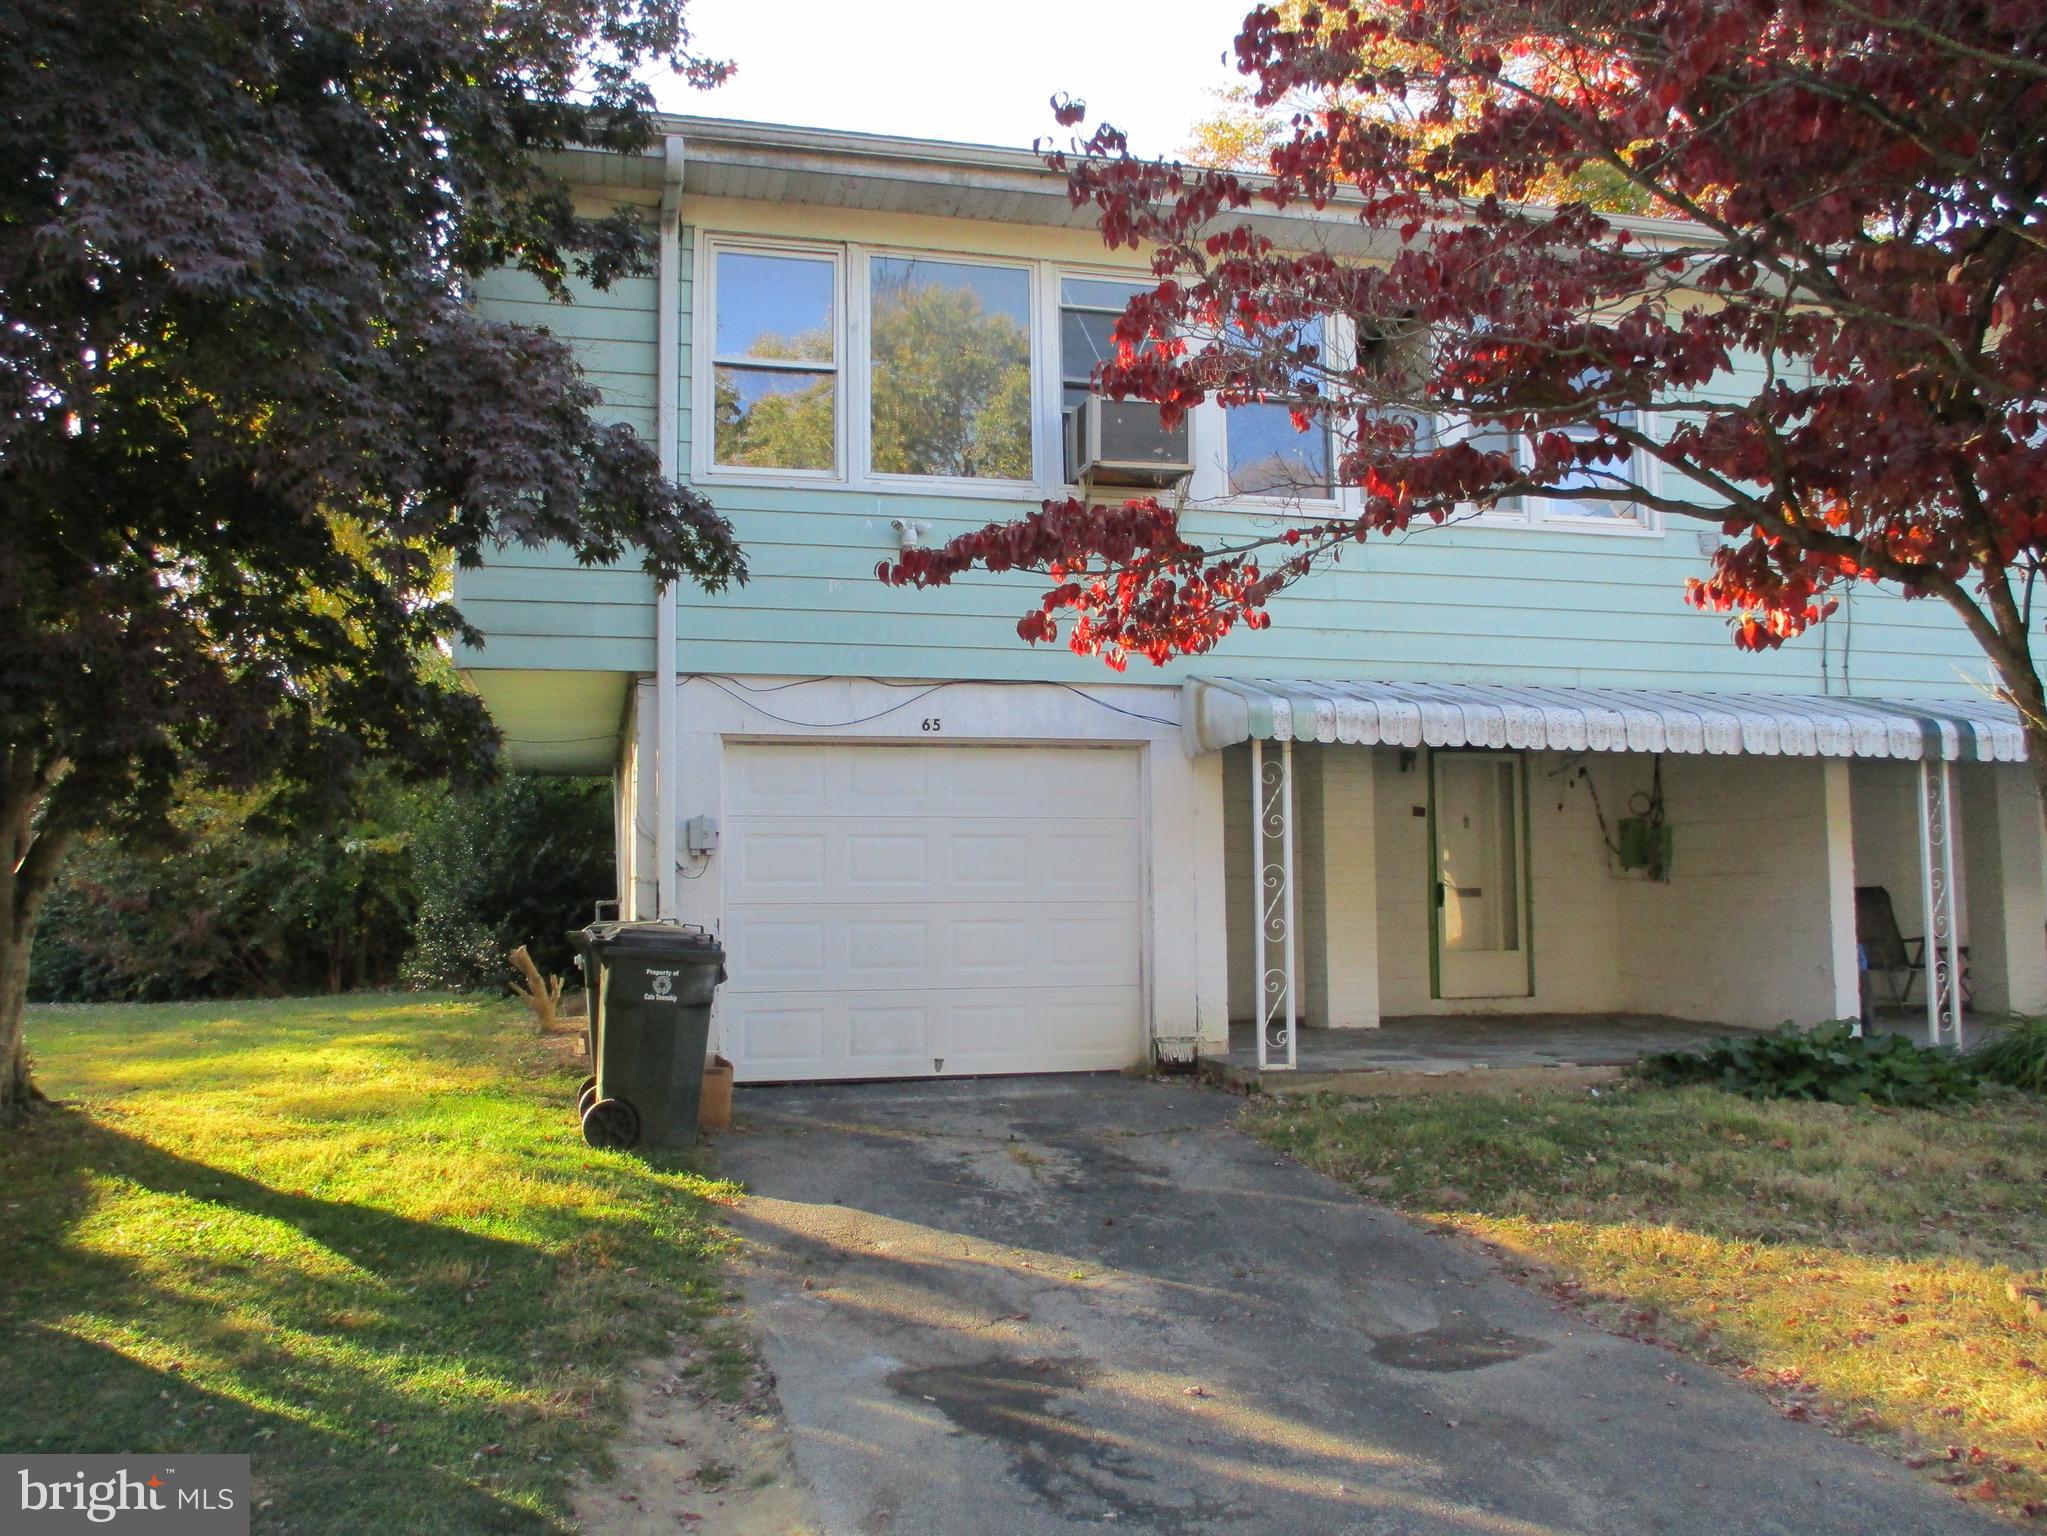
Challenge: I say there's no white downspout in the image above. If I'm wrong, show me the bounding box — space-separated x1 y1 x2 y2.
654 134 684 920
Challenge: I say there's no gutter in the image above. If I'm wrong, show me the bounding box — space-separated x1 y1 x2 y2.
653 134 684 919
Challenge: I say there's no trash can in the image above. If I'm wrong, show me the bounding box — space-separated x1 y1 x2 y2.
567 921 725 1150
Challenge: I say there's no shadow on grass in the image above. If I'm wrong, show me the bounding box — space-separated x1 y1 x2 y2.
0 1086 728 1536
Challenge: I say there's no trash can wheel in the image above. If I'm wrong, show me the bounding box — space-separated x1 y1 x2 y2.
581 1097 641 1150
576 1076 598 1116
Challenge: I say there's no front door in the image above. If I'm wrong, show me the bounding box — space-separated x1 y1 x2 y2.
1431 751 1532 999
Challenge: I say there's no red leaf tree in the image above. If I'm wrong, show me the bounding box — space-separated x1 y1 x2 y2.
881 0 2047 805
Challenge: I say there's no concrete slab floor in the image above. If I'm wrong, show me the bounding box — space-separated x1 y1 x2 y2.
716 1074 1994 1536
1216 1013 1773 1077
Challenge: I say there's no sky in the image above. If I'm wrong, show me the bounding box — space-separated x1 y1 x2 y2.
654 0 1262 156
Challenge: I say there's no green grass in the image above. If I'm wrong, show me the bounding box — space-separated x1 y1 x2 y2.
1247 1081 2047 1519
0 995 741 1533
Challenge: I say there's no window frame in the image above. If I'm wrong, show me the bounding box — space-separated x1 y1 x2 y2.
1519 414 1661 535
1051 267 1171 493
695 238 847 484
685 233 1665 538
1440 411 1663 537
1204 313 1347 512
854 245 1045 493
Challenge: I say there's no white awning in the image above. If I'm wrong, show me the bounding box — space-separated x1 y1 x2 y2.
1182 679 2026 762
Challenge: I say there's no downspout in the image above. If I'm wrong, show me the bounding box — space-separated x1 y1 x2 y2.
654 134 684 920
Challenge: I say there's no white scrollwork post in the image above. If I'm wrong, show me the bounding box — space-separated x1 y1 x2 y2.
1252 738 1298 1070
1916 758 1965 1050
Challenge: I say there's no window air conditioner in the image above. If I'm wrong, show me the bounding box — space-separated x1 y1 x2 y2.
1063 397 1192 489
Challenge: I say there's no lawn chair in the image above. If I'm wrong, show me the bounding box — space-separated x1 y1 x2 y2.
1855 885 1970 1010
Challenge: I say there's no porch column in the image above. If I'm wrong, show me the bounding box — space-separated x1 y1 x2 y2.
1959 764 2047 1016
1298 746 1381 1029
1915 758 1967 1046
1250 738 1298 1070
1821 759 1863 1023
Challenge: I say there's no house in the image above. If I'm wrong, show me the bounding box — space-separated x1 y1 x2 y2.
459 115 2046 1082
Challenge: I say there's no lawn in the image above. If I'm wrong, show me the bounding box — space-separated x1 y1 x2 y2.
1246 1079 2047 1520
0 995 741 1534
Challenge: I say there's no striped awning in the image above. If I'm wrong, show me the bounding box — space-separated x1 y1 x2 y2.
1182 679 2027 762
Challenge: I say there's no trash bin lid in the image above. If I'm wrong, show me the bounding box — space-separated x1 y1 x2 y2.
578 920 724 959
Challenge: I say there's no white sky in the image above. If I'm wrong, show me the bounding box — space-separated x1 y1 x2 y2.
655 0 1260 156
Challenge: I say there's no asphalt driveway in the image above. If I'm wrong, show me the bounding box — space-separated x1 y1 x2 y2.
719 1075 1990 1536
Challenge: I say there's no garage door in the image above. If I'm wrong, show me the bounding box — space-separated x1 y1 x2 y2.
720 742 1144 1082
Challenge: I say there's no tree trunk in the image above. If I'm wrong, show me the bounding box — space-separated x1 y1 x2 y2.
1 754 72 1127
1986 651 2047 844
0 929 43 1123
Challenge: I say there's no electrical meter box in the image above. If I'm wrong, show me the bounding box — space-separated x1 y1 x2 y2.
1617 817 1674 881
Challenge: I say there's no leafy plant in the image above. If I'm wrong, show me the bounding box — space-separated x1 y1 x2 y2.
401 776 615 990
30 771 613 1002
1972 1018 2047 1094
879 0 2047 838
1635 1022 1977 1108
30 778 423 1004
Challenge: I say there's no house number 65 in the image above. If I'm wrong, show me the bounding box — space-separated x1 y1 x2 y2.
921 718 942 732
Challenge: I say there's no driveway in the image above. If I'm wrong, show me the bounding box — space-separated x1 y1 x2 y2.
719 1075 1989 1536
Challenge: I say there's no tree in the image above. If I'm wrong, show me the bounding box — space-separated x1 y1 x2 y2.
1183 0 1654 213
883 0 2047 812
30 776 423 1004
402 774 617 991
0 0 745 1119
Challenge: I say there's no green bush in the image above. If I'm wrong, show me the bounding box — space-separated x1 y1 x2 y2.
400 774 613 990
31 771 614 1003
1635 1021 1977 1108
1972 1017 2047 1093
30 781 418 1003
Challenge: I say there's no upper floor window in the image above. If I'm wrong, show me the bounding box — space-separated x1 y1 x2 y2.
1530 417 1647 525
868 256 1033 481
709 249 839 473
691 237 1647 534
1455 412 1653 530
1059 276 1153 414
1058 275 1155 475
1224 317 1333 500
1355 322 1437 455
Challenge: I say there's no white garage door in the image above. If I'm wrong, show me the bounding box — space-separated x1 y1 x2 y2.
720 742 1144 1082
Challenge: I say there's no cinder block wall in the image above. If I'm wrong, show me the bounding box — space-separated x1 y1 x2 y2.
1956 764 2047 1015
1618 755 1849 1026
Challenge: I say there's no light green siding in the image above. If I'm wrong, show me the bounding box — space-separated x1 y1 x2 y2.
454 265 660 673
460 223 1999 704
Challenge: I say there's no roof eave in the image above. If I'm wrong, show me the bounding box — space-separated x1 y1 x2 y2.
544 114 1708 250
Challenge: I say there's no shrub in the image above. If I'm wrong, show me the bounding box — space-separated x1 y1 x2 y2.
31 770 614 1003
30 781 419 1003
1635 1021 1977 1108
1972 1017 2047 1094
400 775 613 990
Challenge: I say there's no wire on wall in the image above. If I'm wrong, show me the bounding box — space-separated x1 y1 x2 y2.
678 674 1179 731
1552 753 1666 870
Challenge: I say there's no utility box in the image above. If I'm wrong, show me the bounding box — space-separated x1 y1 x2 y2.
567 921 725 1150
1617 817 1674 881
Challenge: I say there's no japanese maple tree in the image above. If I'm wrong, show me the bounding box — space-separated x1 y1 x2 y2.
0 0 744 1119
882 0 2047 798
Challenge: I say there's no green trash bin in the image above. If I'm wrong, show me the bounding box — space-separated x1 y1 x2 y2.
568 921 725 1150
